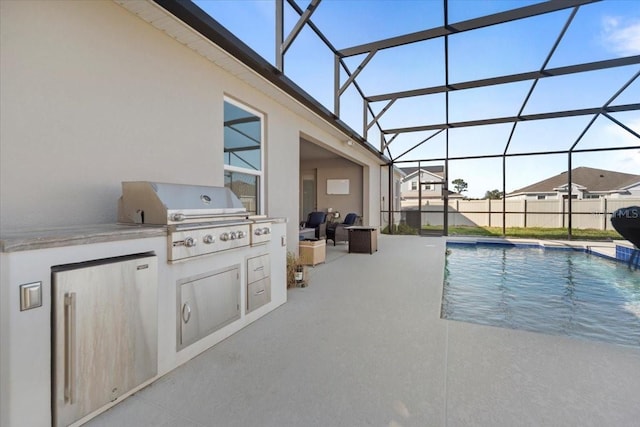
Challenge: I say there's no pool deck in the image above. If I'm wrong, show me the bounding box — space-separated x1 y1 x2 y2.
87 235 640 427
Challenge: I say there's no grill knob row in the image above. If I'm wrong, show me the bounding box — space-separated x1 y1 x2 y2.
254 227 270 236
219 230 247 241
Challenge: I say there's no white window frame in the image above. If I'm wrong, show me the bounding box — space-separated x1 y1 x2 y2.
223 97 265 215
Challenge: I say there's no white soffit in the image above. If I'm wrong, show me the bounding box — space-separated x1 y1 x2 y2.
114 0 348 143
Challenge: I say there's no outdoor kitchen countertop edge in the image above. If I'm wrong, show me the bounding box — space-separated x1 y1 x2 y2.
0 224 167 253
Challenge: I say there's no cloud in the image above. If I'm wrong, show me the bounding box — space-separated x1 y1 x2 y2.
605 116 640 142
605 117 640 171
601 16 640 56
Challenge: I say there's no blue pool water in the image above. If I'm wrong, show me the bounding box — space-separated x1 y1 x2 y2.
442 243 640 347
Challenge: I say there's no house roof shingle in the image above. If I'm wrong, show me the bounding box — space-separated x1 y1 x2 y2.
510 167 640 195
400 166 444 179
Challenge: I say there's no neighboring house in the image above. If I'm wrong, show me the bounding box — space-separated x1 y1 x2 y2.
507 167 640 200
399 166 464 203
400 166 445 200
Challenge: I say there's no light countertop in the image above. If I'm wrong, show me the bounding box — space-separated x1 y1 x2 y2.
0 224 167 253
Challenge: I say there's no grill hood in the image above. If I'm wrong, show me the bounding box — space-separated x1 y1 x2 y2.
118 181 247 225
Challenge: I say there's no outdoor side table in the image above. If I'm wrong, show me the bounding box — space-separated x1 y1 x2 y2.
299 239 326 266
346 226 378 254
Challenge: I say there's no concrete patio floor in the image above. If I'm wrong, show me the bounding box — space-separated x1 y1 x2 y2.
87 235 640 427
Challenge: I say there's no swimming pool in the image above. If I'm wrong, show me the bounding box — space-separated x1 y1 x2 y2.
442 242 640 347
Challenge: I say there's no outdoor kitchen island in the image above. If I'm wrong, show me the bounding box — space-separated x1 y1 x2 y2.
0 218 287 427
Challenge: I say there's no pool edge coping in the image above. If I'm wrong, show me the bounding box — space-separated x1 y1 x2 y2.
444 236 627 264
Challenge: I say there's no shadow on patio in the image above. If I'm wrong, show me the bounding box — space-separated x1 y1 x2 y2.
87 235 640 427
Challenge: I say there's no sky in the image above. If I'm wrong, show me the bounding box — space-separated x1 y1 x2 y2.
193 0 639 198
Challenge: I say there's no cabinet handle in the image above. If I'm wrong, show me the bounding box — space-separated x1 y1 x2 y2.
64 292 76 404
253 266 264 272
182 303 191 324
255 289 265 295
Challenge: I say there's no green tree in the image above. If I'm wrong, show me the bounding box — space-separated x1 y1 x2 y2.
452 178 468 194
484 189 503 199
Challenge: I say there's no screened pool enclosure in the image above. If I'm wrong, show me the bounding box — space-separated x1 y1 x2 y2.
181 0 640 238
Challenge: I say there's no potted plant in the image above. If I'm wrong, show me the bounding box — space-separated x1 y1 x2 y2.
286 252 307 288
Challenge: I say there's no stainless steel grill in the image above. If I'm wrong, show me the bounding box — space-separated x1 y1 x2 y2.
118 181 272 261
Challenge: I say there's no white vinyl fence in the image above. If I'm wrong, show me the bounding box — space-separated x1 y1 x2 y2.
399 198 640 230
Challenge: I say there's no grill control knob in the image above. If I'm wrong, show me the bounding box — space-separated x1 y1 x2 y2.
220 232 229 241
262 227 270 235
184 237 196 247
203 234 215 244
229 231 237 240
254 228 263 236
237 230 246 238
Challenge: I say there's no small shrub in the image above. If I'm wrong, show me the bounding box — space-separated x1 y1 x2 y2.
381 223 418 235
286 252 300 288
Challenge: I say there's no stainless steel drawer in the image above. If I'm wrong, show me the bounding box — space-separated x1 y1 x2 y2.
247 277 270 313
247 254 270 283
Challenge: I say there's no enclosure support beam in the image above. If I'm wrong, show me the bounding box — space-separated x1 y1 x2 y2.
334 55 340 117
383 103 640 134
367 99 396 133
568 155 573 240
339 50 377 96
282 0 320 56
366 56 638 103
275 0 284 71
388 162 394 234
338 0 597 57
442 0 450 237
394 130 444 162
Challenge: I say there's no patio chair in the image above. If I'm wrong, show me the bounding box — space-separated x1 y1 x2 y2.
326 212 359 246
300 211 328 240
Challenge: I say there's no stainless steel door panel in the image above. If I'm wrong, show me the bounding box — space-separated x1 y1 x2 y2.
52 254 158 427
247 277 271 313
247 254 270 283
178 266 240 350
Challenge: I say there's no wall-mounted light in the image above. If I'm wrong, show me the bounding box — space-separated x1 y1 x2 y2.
345 139 353 146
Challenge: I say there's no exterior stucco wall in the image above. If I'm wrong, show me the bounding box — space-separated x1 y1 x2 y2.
0 0 382 250
1 2 385 426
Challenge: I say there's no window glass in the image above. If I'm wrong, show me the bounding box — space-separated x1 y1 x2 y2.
225 171 258 215
224 101 261 170
223 99 263 214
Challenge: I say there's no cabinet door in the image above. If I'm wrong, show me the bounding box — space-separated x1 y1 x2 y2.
178 266 240 350
52 254 158 427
